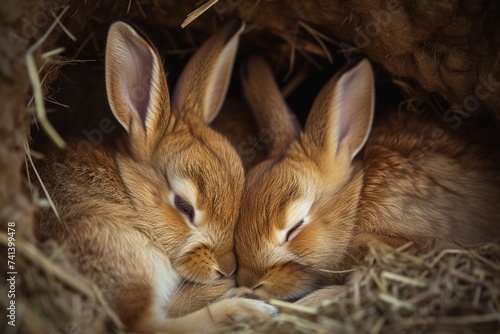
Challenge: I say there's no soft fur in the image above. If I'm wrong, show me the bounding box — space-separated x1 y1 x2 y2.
33 21 275 331
235 57 500 301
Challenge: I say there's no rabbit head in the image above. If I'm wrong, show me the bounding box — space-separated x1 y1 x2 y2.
235 57 375 300
105 20 245 283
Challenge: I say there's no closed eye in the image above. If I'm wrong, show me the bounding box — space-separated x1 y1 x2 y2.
175 195 195 224
285 220 304 242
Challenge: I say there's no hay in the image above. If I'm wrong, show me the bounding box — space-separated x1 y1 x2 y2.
182 0 220 28
0 235 124 333
298 21 337 64
24 140 60 220
234 243 500 333
25 5 73 149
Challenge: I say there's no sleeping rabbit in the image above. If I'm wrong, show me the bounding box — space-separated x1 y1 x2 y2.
234 56 500 301
33 21 275 331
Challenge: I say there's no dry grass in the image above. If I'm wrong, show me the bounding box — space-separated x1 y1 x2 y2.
227 243 500 333
0 236 124 333
25 5 74 149
182 0 220 28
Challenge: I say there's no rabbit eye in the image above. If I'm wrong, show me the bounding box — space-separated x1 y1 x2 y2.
285 220 304 242
175 195 195 224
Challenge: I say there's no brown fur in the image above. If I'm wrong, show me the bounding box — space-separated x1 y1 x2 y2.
235 59 500 301
33 21 275 331
211 98 267 171
211 56 301 172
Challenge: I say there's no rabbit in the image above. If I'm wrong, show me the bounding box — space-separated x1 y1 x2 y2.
210 56 301 171
234 56 500 301
32 21 277 331
211 98 267 171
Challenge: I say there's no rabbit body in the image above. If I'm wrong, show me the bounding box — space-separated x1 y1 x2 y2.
359 108 500 249
235 57 500 301
32 21 276 331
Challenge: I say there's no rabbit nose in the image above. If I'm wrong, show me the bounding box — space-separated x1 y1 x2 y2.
215 251 236 277
216 267 235 278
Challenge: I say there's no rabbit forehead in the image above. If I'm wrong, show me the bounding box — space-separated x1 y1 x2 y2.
168 160 243 222
237 158 320 263
156 126 244 221
244 157 319 229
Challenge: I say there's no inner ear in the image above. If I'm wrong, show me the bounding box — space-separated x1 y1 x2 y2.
105 22 170 146
304 59 375 163
333 60 375 159
121 40 154 128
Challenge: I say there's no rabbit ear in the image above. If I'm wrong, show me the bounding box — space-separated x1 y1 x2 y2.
172 20 245 124
105 22 169 154
304 59 374 165
241 56 300 156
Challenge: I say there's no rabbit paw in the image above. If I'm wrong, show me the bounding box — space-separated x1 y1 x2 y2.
207 298 278 325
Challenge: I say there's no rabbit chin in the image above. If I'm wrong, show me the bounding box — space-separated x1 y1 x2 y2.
238 263 321 301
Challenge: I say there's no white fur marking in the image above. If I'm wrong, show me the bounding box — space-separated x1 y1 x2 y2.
142 247 180 330
168 175 202 226
277 195 314 244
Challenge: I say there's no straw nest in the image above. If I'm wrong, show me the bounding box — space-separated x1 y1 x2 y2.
1 0 499 333
237 243 500 333
4 236 500 332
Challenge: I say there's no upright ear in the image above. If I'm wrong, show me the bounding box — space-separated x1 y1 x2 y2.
172 19 245 123
241 56 300 157
303 59 374 169
105 22 170 157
